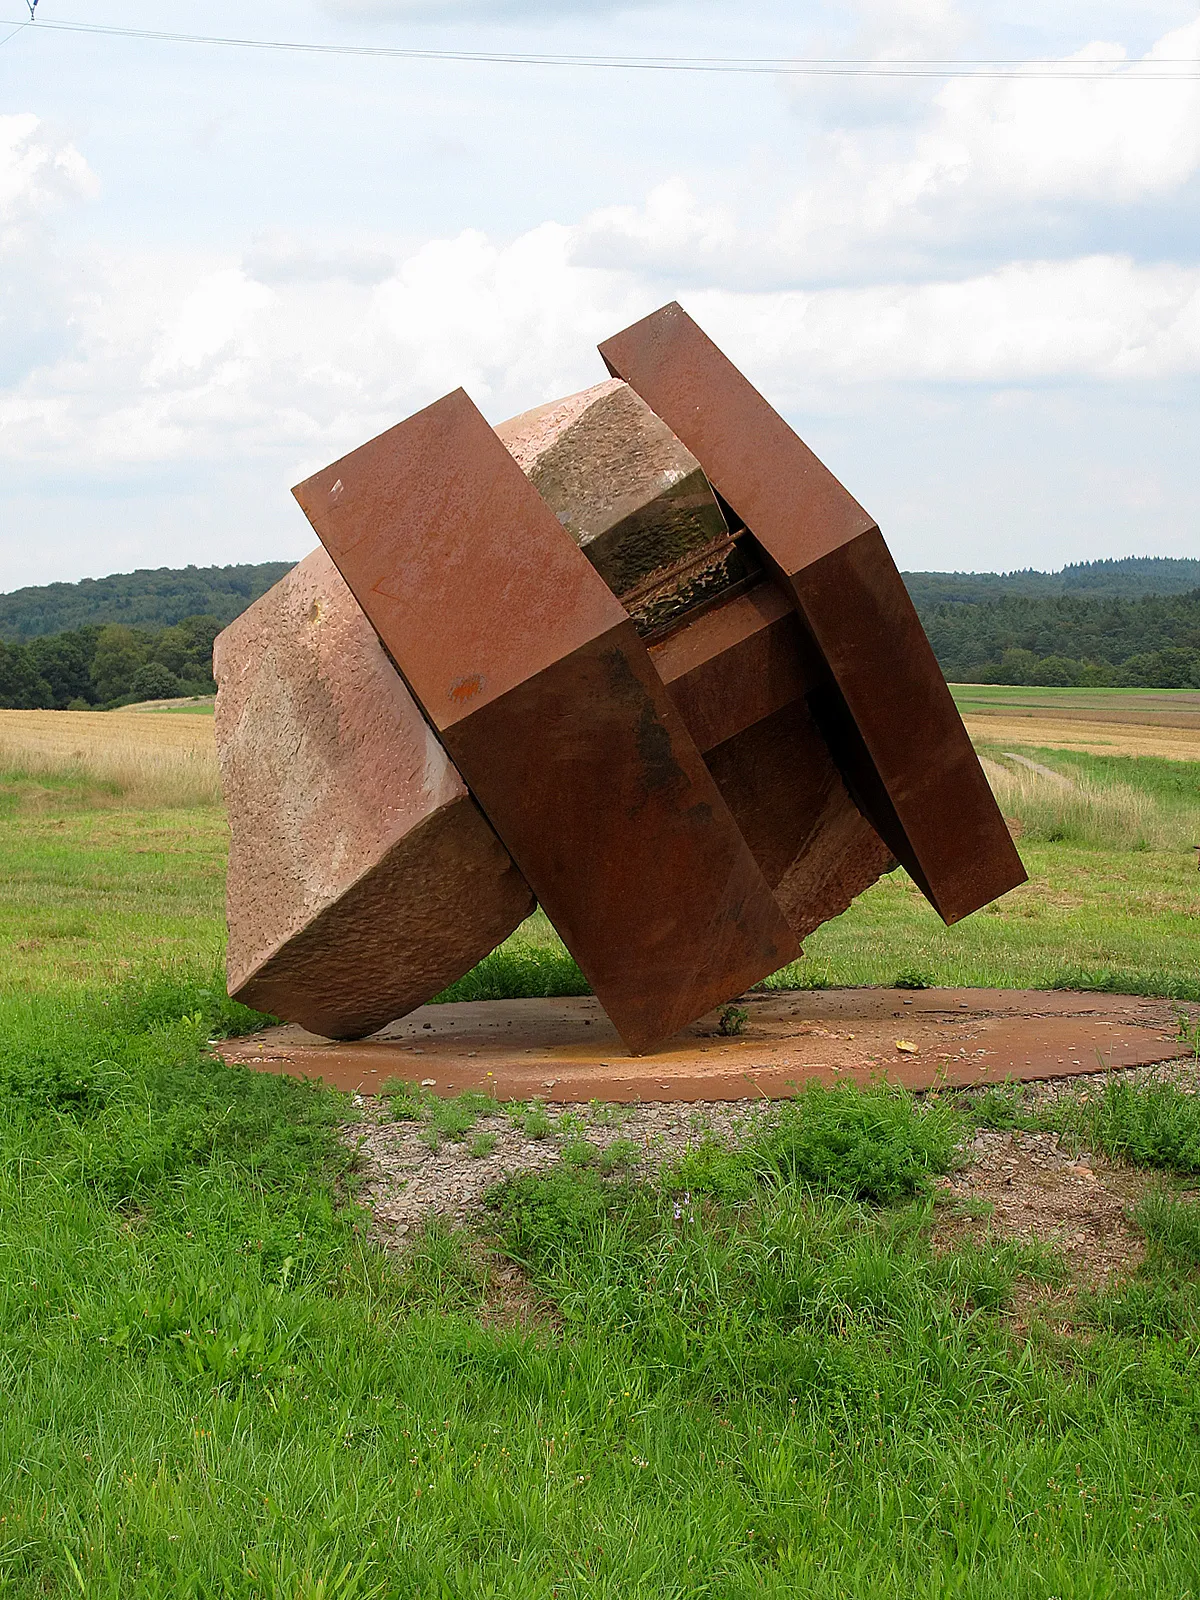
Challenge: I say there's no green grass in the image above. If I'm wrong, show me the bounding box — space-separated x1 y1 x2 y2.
7 970 1200 1595
950 683 1200 712
669 1083 963 1205
0 776 227 991
10 711 1200 1592
1048 1078 1200 1173
6 755 1200 1006
1135 1191 1200 1269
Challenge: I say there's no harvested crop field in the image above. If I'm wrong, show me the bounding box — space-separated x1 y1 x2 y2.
964 715 1200 761
953 685 1200 759
0 707 220 807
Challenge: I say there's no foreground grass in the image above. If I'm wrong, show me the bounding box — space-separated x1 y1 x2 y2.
6 972 1200 1595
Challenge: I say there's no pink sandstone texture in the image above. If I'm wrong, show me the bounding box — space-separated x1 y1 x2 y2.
213 546 533 1039
495 378 745 633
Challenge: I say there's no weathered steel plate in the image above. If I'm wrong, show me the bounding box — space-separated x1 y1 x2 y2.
292 388 798 1054
599 304 1027 925
217 990 1191 1101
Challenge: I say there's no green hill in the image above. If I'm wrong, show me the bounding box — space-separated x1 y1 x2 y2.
903 556 1200 611
4 554 1200 707
922 589 1200 687
0 562 296 642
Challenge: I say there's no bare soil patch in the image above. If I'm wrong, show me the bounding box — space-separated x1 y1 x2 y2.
934 1129 1146 1288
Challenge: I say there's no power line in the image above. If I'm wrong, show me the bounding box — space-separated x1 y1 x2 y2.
5 16 1200 78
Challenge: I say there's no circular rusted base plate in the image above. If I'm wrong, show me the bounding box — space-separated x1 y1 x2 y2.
215 988 1193 1102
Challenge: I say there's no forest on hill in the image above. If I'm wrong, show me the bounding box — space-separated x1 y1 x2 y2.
2 555 1200 707
0 561 295 641
0 616 224 709
903 555 1200 610
923 589 1200 687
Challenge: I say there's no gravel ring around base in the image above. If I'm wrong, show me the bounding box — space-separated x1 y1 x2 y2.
344 1055 1200 1275
346 1097 776 1242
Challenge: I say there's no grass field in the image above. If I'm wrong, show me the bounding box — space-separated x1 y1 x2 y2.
952 685 1200 718
2 705 1199 1001
5 705 1200 1596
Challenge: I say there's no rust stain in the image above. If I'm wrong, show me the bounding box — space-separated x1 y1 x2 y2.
449 673 485 705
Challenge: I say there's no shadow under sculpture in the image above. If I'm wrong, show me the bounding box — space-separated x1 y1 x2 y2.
213 305 1025 1056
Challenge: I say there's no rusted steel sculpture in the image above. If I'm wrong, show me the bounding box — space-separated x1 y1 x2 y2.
214 304 1025 1054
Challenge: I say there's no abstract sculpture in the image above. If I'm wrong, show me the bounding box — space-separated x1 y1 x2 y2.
214 304 1026 1055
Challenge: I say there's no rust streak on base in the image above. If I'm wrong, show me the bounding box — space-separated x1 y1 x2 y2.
215 990 1190 1102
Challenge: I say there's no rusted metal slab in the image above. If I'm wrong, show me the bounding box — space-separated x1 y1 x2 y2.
646 578 895 936
599 304 1027 926
647 578 819 754
292 388 798 1055
216 990 1191 1102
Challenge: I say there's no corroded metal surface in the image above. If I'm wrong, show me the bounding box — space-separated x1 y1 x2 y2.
292 389 798 1055
215 318 1031 1055
599 302 1027 925
648 578 896 937
216 990 1190 1101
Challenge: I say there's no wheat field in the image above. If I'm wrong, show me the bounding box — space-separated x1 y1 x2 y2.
962 713 1200 761
0 708 220 808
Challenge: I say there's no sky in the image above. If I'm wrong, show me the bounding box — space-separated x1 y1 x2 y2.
0 0 1198 590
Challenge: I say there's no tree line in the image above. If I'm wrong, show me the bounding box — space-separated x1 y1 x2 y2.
921 589 1200 687
0 561 294 642
903 555 1200 610
4 558 1200 705
0 617 221 709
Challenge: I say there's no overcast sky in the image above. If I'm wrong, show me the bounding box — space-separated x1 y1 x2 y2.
1 0 1198 590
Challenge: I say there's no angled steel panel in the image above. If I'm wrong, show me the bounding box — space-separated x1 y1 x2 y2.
599 303 1026 924
292 388 798 1053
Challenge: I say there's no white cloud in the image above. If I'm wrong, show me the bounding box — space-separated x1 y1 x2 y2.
3 221 1198 490
0 113 95 234
4 6 1200 585
144 269 274 379
910 20 1200 205
576 18 1200 285
692 256 1200 393
0 115 97 387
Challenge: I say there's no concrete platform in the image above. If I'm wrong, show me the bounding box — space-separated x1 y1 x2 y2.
214 988 1194 1102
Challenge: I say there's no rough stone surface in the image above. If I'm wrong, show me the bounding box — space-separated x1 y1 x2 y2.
213 546 533 1039
496 378 750 633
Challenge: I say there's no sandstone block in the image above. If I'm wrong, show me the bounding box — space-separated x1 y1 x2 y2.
213 546 534 1039
496 378 753 634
